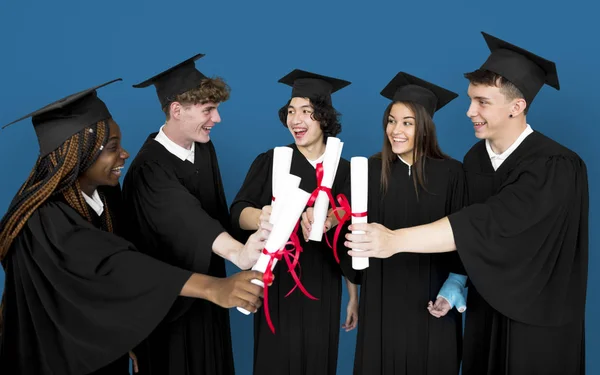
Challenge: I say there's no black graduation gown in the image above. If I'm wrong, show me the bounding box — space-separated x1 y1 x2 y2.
0 196 192 375
121 134 234 375
230 144 358 375
448 131 588 375
353 156 465 375
89 184 132 375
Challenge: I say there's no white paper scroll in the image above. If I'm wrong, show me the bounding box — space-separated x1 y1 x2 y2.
350 157 369 270
308 137 344 242
270 147 294 224
238 187 310 315
270 174 300 224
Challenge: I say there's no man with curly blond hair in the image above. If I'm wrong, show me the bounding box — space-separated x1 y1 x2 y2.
122 54 269 375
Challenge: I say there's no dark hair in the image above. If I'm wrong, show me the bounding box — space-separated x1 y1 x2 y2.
378 101 448 197
464 69 528 114
0 119 116 333
278 95 342 141
164 76 231 119
0 119 116 259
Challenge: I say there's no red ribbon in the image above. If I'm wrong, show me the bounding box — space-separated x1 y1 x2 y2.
261 221 318 334
328 194 351 264
327 194 368 265
304 163 369 264
306 162 342 262
284 224 315 298
303 161 370 264
306 162 336 208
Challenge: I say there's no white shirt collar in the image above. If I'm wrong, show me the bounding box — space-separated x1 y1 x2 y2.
307 153 326 169
82 190 104 216
486 124 534 171
154 125 195 163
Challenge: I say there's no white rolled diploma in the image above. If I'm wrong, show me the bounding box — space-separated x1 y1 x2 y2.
308 137 344 242
270 147 294 224
270 174 301 225
237 187 310 315
351 156 369 270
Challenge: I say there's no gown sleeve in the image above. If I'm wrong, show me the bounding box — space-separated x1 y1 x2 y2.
126 161 225 274
1 201 192 375
229 152 273 242
444 160 468 275
448 155 588 325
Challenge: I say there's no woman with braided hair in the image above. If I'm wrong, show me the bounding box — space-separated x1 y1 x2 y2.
0 79 268 375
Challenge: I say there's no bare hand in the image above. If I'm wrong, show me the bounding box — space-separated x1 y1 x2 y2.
301 207 333 241
345 223 398 258
209 271 265 312
129 351 139 373
259 205 272 226
301 207 314 241
238 222 272 269
342 298 358 332
427 297 451 318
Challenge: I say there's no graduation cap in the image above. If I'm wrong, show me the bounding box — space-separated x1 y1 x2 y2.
478 31 560 105
380 72 458 116
2 78 121 157
278 69 351 104
132 53 207 108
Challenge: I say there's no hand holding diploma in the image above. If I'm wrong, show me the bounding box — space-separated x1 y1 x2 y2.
345 222 399 259
308 137 344 242
350 156 369 270
270 146 294 222
300 207 334 242
237 187 315 334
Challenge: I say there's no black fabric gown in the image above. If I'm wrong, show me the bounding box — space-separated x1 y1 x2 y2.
89 184 133 375
121 135 234 375
353 156 465 375
448 131 588 375
230 144 359 375
0 191 192 375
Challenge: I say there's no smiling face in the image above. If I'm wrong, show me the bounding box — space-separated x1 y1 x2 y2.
466 83 516 141
386 102 416 164
178 101 222 144
286 97 324 149
78 119 129 195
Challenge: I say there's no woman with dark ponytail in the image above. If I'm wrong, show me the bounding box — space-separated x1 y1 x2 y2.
0 79 266 375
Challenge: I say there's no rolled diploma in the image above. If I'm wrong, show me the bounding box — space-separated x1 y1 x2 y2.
237 187 310 315
270 174 301 224
270 147 293 224
308 137 343 241
350 156 369 270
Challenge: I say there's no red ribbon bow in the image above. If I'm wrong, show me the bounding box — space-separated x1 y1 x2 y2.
327 194 368 264
306 163 368 264
262 221 318 334
306 162 342 262
307 162 335 207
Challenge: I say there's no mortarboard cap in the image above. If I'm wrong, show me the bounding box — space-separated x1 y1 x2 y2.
380 72 458 116
478 32 559 105
278 69 351 104
133 53 207 108
2 78 121 157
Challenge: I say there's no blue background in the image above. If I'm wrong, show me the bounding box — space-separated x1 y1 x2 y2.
0 0 597 373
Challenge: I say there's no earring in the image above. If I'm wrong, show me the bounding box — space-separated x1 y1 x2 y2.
509 114 513 118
